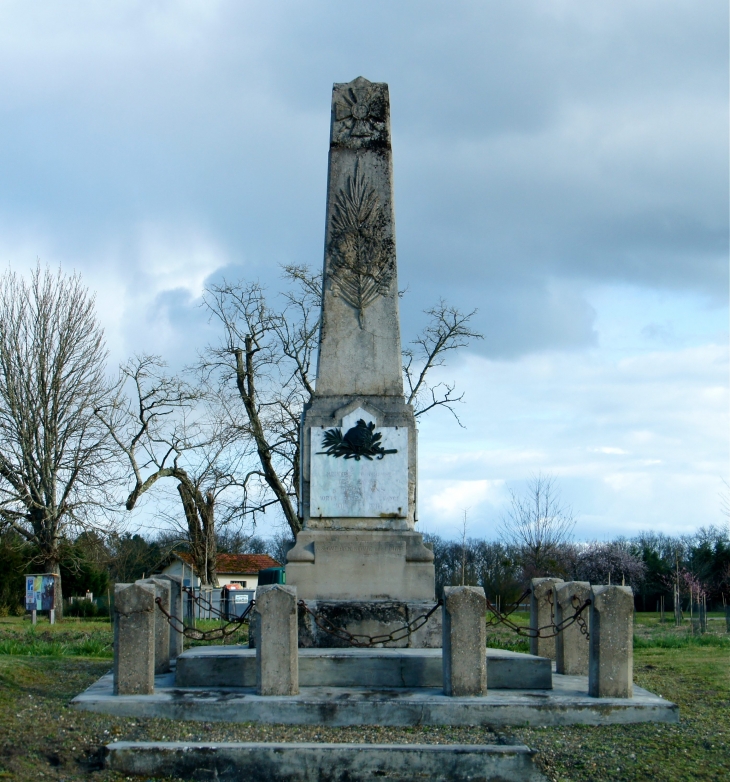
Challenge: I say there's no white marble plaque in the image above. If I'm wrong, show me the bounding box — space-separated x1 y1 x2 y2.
310 426 408 518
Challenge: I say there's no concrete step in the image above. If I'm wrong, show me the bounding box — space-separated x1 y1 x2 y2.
74 670 679 727
175 646 553 689
105 740 549 782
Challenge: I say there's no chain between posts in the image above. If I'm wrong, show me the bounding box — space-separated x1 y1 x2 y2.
485 587 591 639
154 588 255 642
297 598 443 648
155 586 589 644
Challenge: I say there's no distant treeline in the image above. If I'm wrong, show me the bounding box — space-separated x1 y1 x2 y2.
1 526 728 614
424 527 730 611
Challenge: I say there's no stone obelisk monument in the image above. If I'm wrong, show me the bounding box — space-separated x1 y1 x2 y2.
286 77 437 647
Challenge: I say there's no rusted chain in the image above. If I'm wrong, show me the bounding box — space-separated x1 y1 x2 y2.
297 598 443 648
572 593 590 639
485 588 591 639
154 591 255 642
485 588 532 629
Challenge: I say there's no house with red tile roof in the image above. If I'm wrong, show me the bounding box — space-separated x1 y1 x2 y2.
156 551 281 589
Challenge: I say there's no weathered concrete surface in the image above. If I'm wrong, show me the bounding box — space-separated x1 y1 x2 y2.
154 574 183 660
74 670 679 727
555 581 591 676
137 578 171 674
529 578 563 660
105 741 548 782
256 585 298 696
175 647 552 690
310 418 408 519
315 77 402 399
113 583 155 696
297 397 419 533
443 586 487 696
295 596 441 648
288 531 434 602
589 585 634 698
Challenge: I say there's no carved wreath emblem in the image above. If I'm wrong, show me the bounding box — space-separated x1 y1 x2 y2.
328 164 395 326
317 419 397 461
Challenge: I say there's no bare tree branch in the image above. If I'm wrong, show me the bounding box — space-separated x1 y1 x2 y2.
404 300 483 424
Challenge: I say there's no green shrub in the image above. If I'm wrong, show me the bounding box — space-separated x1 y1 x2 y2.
0 604 9 617
66 600 99 618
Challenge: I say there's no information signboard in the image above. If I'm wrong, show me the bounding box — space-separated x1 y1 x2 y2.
25 574 56 612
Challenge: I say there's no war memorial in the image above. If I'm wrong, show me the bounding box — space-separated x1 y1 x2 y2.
73 78 678 782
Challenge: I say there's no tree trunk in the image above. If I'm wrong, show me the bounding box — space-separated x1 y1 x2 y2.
202 490 218 587
235 343 302 537
42 557 63 620
177 482 218 588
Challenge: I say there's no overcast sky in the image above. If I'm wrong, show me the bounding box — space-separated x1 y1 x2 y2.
1 1 727 542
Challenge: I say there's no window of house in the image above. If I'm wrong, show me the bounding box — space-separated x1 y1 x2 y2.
230 580 247 587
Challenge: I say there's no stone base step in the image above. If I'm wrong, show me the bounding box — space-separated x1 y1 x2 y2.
175 646 553 689
105 740 548 782
73 671 679 727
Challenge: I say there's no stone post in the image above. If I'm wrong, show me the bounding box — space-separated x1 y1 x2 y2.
137 578 171 674
442 586 487 697
555 581 591 675
155 574 184 660
255 585 299 696
589 585 634 698
529 578 563 659
113 583 156 695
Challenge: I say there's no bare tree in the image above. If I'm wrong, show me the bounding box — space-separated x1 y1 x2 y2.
201 266 483 538
459 509 469 586
499 473 576 579
99 355 252 586
0 265 118 616
202 269 317 538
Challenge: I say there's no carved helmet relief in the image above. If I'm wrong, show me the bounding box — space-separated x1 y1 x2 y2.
328 162 395 327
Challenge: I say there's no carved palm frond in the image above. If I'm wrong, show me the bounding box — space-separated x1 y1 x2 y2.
328 164 395 325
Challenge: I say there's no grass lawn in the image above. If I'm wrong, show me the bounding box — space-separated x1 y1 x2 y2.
0 614 728 781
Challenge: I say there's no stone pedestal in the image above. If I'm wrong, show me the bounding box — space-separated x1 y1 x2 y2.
442 586 487 697
589 585 634 698
529 578 563 660
287 529 434 602
555 581 591 675
138 578 171 674
255 585 299 696
113 583 156 696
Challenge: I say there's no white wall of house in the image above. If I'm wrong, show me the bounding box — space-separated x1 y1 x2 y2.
158 557 262 590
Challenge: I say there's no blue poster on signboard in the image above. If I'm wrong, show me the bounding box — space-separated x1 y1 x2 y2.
25 574 55 612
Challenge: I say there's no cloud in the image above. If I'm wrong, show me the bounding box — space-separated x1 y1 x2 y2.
416 311 728 538
420 479 506 529
0 1 725 539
